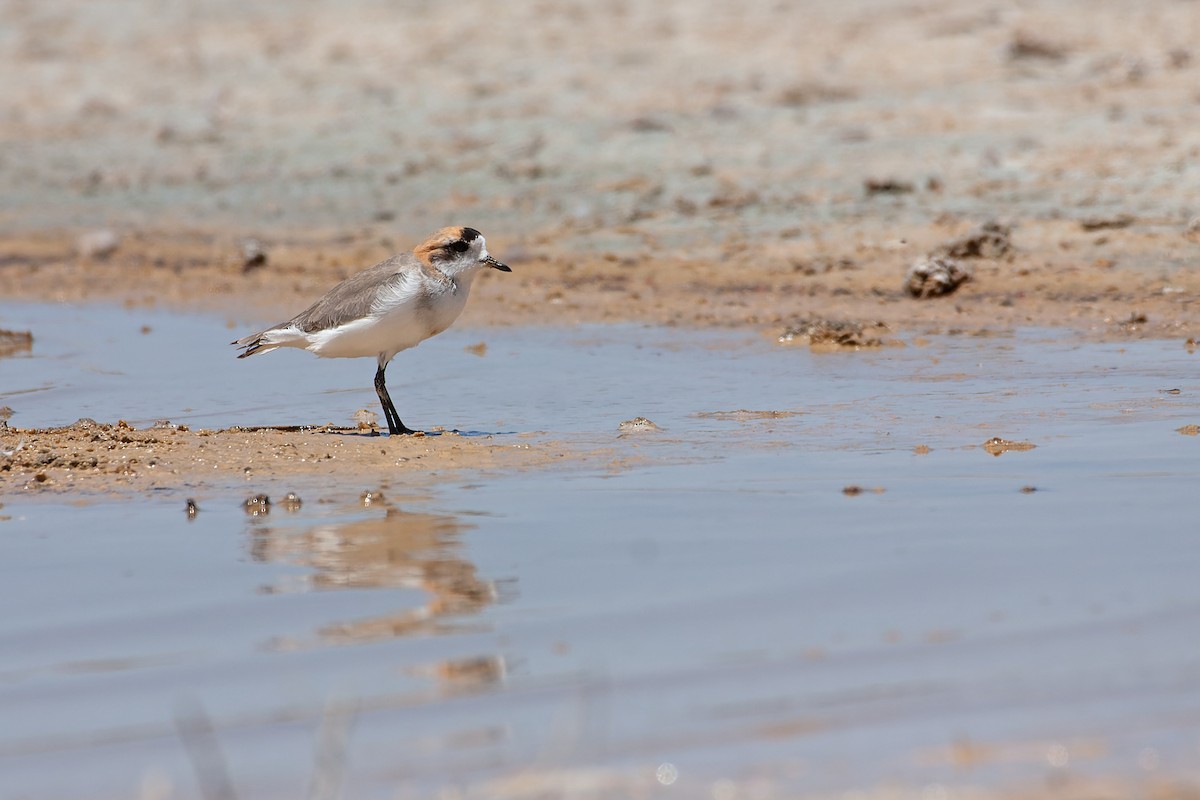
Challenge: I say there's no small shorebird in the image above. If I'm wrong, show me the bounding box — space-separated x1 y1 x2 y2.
233 226 510 435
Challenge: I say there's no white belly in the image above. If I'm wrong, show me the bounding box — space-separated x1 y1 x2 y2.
304 285 469 361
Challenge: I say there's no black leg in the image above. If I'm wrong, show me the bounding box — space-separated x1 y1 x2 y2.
374 364 397 431
374 363 415 435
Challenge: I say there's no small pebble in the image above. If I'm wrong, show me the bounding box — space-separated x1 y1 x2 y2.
842 485 885 495
1079 213 1134 231
864 177 915 196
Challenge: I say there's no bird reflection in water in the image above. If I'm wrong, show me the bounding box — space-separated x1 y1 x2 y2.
247 497 502 649
0 328 32 359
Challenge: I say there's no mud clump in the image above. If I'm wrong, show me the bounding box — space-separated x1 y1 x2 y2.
1116 311 1149 333
619 417 660 433
353 409 379 430
1 418 148 475
843 485 885 496
244 494 271 516
778 319 888 349
695 410 801 421
1080 214 1135 231
790 255 857 276
905 256 971 299
982 437 1037 456
905 221 1012 299
775 81 856 107
864 177 915 196
1007 31 1069 62
931 221 1013 260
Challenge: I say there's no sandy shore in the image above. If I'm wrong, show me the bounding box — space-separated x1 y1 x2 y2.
3 216 1199 338
0 418 592 495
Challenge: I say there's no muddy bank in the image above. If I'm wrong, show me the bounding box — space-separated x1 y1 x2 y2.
0 418 578 495
2 218 1198 341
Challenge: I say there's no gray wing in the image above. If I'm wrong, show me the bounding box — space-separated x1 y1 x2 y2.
291 253 419 333
232 253 422 357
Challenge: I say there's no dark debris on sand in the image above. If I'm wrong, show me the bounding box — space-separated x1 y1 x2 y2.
931 221 1013 260
903 220 1014 299
778 319 888 349
905 256 972 299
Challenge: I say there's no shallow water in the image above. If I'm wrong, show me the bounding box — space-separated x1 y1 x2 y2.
2 303 1199 798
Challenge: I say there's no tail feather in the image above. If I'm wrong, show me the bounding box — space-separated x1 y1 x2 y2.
231 329 280 358
232 331 264 358
234 339 267 358
232 324 303 358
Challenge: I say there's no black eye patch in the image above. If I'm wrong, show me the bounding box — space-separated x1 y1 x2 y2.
450 240 469 253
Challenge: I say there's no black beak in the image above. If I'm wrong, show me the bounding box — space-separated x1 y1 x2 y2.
483 254 511 272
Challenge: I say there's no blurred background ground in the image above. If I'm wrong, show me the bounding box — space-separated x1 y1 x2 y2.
1 0 1198 335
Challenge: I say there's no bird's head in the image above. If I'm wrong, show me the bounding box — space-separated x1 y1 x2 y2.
414 226 511 276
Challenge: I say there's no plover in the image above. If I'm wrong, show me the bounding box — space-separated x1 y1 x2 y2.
233 226 510 435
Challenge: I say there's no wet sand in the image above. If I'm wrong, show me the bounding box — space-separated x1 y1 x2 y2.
0 419 578 495
4 218 1200 340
